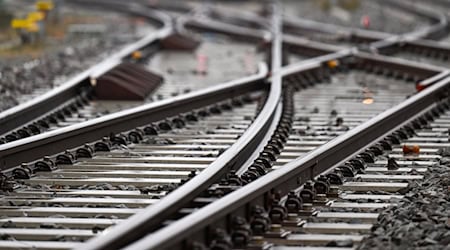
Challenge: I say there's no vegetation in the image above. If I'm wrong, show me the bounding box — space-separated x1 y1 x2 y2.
318 0 361 11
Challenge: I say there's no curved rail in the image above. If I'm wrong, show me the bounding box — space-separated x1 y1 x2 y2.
381 0 448 40
1 1 448 249
0 1 172 136
180 14 344 58
122 56 450 250
208 5 271 31
78 2 450 249
74 5 282 250
283 16 392 43
0 64 267 171
181 16 271 43
281 0 449 53
370 0 448 51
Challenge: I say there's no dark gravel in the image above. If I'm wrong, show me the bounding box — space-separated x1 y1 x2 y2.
358 159 450 250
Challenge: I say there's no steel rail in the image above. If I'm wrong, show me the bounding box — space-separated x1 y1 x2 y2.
123 65 450 250
165 1 446 62
182 16 272 43
380 0 448 40
184 3 441 60
356 51 450 94
282 34 344 56
145 0 269 30
0 64 267 171
147 1 356 60
356 52 447 76
208 5 271 30
280 49 354 77
430 0 450 12
282 16 392 43
74 5 283 250
81 2 448 249
68 0 170 28
235 54 356 176
373 37 450 61
181 14 344 57
283 0 449 53
369 38 450 84
146 1 369 57
0 2 172 137
370 0 449 51
154 0 448 54
176 11 345 61
177 5 377 55
0 1 444 249
147 0 192 14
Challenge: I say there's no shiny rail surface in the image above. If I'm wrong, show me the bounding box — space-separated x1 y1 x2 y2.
124 62 450 250
0 1 449 250
0 1 171 139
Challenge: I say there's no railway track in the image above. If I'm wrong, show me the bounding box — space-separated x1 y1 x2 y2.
0 93 262 249
0 1 449 250
77 55 448 250
0 82 269 249
137 82 450 249
0 1 266 146
82 3 449 249
0 1 171 143
117 57 450 250
283 0 439 34
0 8 153 112
129 73 450 249
373 39 450 69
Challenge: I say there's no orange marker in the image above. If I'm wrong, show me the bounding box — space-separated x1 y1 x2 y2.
403 144 420 155
131 51 142 60
327 60 339 69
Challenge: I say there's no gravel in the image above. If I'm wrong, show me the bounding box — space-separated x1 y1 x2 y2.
358 160 450 250
283 0 432 34
0 10 149 112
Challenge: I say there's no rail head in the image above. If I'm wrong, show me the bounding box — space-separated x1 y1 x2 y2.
1 1 447 249
119 4 335 250
122 64 450 250
380 0 448 40
0 63 268 172
181 16 271 43
209 5 271 31
283 34 345 55
73 4 283 250
356 52 446 77
282 16 392 41
280 48 355 77
374 38 450 56
369 0 449 51
74 66 273 250
0 2 172 137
